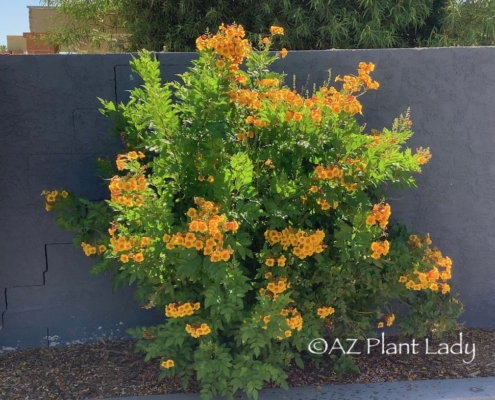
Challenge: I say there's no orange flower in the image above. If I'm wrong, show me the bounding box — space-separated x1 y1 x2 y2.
366 216 376 225
133 252 144 263
187 208 197 218
236 75 248 85
161 359 174 369
279 48 288 58
277 255 286 267
270 26 284 35
293 112 303 121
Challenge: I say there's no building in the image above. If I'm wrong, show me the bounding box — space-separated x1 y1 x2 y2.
1 6 128 55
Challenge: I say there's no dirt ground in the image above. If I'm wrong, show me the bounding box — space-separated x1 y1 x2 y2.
1 327 494 400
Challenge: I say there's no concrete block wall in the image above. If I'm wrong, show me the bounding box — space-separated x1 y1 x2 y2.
0 48 494 351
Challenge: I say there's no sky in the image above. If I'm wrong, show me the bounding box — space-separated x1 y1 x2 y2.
0 0 42 47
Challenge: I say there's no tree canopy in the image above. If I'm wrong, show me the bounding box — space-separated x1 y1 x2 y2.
40 0 495 52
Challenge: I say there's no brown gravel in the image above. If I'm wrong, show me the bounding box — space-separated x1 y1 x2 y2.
1 327 494 399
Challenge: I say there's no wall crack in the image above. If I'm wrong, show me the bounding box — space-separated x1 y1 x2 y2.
1 288 6 330
11 243 71 288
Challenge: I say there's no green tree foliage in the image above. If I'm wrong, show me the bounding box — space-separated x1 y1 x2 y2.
431 0 495 46
40 0 495 52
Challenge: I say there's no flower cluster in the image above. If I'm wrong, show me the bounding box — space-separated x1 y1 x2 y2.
163 198 238 263
110 235 134 253
108 174 147 207
269 26 284 35
109 235 148 263
268 277 289 294
400 238 452 294
316 198 339 211
228 90 261 109
260 314 271 329
265 255 286 267
416 147 432 165
366 129 382 148
264 228 325 259
185 323 211 338
314 162 365 193
80 242 106 256
340 156 368 172
408 233 432 248
335 62 379 92
116 151 145 171
165 302 201 318
319 86 363 114
227 63 378 131
161 359 174 369
377 313 395 328
317 306 335 319
196 23 250 68
313 160 368 194
284 308 303 331
41 189 68 211
236 131 255 141
366 203 391 229
257 78 280 87
198 174 215 182
314 165 344 181
370 240 390 259
260 276 290 300
259 314 292 339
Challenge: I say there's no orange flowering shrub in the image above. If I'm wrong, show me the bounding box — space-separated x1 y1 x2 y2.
43 23 462 400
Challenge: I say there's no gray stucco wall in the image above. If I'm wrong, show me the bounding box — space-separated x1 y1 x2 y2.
0 48 494 351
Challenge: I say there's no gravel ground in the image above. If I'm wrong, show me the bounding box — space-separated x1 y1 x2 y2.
1 327 494 400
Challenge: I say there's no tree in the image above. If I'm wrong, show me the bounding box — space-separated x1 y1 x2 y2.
430 0 495 46
40 0 495 52
0 45 7 51
38 0 430 51
39 0 495 49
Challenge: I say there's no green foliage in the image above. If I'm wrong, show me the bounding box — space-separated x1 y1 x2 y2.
40 0 495 52
42 27 463 400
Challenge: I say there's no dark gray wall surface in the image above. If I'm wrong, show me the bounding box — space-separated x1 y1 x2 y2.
0 48 494 351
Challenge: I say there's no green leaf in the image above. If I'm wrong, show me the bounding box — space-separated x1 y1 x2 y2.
230 152 254 192
294 353 304 369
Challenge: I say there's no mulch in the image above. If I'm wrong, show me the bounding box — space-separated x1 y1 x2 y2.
1 327 494 400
